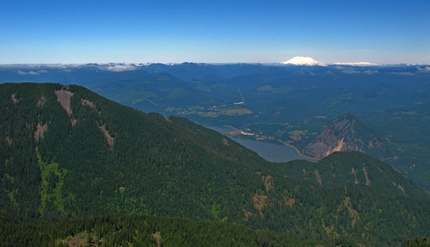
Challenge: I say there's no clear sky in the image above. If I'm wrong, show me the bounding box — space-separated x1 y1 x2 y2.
1 0 429 64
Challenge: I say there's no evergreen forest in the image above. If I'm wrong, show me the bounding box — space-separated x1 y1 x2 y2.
1 83 430 246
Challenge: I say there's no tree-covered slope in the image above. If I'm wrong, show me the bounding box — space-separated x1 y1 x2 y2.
1 82 430 246
0 212 313 247
246 151 430 246
0 82 269 222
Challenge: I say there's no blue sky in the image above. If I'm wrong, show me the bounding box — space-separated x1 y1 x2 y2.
1 0 429 64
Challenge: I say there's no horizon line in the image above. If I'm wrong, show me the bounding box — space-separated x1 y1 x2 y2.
1 62 429 66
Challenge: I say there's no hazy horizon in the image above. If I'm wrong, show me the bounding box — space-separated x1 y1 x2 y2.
2 1 429 64
1 59 428 66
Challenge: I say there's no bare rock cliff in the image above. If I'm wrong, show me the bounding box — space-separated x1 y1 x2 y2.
302 113 392 160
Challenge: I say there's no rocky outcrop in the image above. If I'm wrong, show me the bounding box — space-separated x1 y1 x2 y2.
55 88 73 116
302 113 393 160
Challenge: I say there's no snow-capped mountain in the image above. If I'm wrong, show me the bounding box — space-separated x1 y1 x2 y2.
282 56 326 66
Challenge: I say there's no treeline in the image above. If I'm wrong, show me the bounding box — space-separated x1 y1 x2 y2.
0 212 316 247
404 237 430 247
1 211 428 246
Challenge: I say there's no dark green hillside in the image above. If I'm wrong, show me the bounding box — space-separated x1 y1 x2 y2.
0 212 311 247
272 152 430 244
404 236 430 247
0 82 268 222
1 83 430 246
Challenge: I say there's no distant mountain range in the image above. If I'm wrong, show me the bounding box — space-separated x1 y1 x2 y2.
1 83 430 246
2 62 430 194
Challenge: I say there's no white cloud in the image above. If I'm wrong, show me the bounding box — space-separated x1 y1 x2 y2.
363 70 378 75
17 70 47 75
417 66 430 73
335 67 360 74
334 66 378 75
99 64 137 72
389 72 416 76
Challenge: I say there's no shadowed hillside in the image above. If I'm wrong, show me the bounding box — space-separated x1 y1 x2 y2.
1 82 430 246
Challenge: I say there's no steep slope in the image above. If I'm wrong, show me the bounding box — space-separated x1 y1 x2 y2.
273 152 430 245
1 83 430 246
0 83 268 221
302 113 396 161
283 152 426 194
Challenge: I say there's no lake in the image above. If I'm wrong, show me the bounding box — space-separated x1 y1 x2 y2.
207 126 313 163
230 136 312 163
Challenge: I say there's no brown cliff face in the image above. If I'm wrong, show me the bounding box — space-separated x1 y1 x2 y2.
302 113 391 160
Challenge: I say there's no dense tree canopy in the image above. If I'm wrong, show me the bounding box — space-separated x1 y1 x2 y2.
1 83 429 246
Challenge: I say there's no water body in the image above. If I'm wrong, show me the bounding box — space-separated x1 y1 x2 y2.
230 137 311 163
206 125 312 163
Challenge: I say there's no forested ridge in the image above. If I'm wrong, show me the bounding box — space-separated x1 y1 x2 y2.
1 212 314 246
3 63 430 191
1 83 429 246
